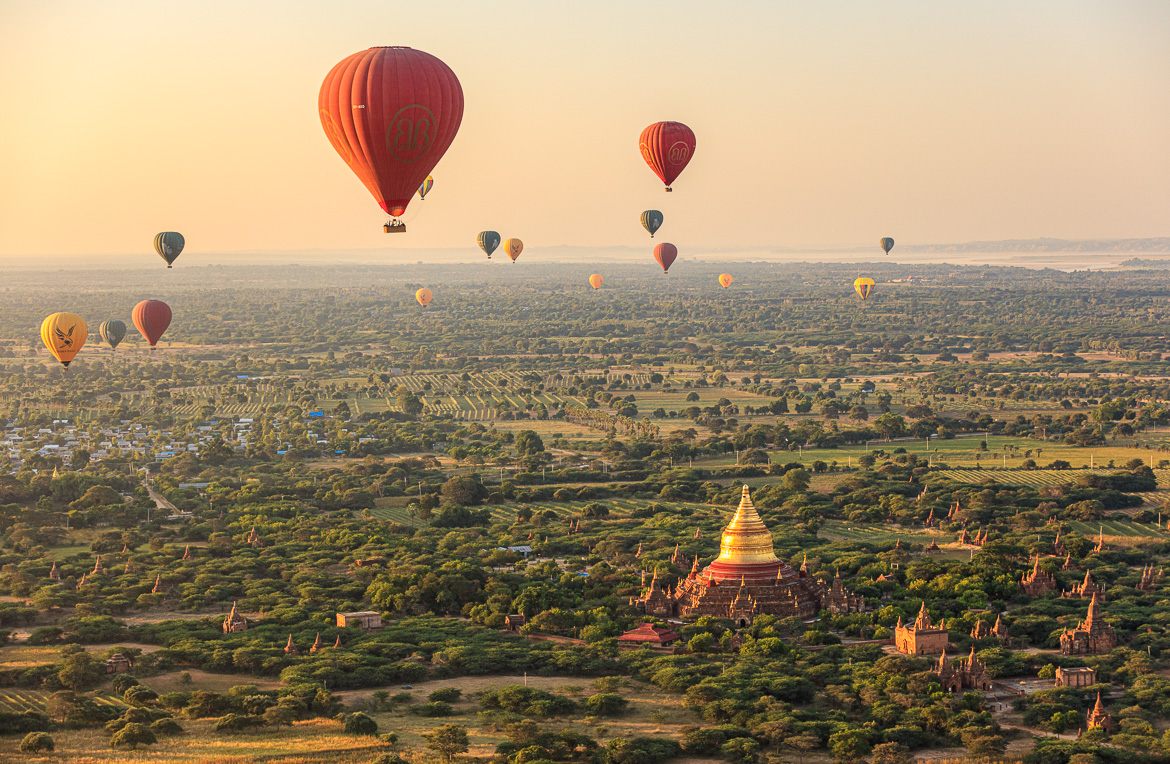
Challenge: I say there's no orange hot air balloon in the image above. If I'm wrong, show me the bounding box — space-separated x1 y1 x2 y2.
416 288 433 308
41 312 87 368
319 47 464 228
639 121 696 191
653 243 677 273
503 238 523 263
718 273 733 288
132 299 172 347
589 274 603 290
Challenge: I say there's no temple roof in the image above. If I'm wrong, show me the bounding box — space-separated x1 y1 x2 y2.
617 623 680 644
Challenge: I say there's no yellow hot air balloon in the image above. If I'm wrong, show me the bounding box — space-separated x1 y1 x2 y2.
503 238 523 263
589 274 603 290
854 277 876 300
718 273 733 288
41 312 87 367
415 288 433 308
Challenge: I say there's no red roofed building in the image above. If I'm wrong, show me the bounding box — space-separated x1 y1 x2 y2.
617 623 681 652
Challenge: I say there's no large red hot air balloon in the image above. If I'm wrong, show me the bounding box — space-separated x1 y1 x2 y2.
319 47 464 231
132 300 172 347
639 122 695 191
653 243 678 273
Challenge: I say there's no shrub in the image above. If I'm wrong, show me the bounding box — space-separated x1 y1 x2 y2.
414 701 455 717
429 687 462 703
112 674 140 695
150 718 184 736
214 713 265 733
343 712 379 736
110 722 157 750
20 732 54 753
583 693 628 717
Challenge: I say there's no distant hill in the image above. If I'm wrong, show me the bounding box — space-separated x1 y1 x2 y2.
899 237 1170 254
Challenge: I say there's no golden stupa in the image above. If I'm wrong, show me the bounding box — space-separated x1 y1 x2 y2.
717 485 781 566
632 485 824 623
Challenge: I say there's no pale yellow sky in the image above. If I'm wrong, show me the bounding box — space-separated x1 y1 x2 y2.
0 0 1167 259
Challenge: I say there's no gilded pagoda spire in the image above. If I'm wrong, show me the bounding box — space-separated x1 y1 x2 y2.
717 486 779 565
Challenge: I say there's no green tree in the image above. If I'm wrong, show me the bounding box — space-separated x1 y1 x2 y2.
829 730 870 764
57 650 102 691
515 430 545 457
424 723 470 763
782 468 811 493
440 476 487 506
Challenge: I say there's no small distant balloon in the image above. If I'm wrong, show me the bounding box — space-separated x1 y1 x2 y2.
416 288 433 308
639 121 696 191
132 300 172 347
854 277 875 300
478 231 500 259
653 243 677 273
417 175 434 200
589 274 604 290
41 312 87 367
718 273 733 288
99 320 126 350
504 238 523 263
880 237 895 255
154 232 184 268
640 210 663 238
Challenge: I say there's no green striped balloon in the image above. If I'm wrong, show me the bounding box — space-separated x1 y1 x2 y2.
640 210 663 238
154 232 185 267
99 320 126 350
477 231 500 258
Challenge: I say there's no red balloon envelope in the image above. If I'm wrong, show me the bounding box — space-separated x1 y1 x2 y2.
319 47 464 219
132 300 172 347
653 243 678 273
639 121 696 191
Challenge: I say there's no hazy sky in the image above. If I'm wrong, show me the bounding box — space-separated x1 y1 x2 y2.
1 0 1167 259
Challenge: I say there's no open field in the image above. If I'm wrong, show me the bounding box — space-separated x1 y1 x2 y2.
0 718 388 763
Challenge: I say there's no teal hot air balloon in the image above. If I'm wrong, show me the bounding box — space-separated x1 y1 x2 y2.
477 231 501 259
154 232 185 267
99 319 127 350
640 210 663 238
880 237 895 255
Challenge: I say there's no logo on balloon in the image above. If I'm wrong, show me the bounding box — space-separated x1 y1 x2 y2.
388 104 436 162
319 109 354 165
667 141 690 165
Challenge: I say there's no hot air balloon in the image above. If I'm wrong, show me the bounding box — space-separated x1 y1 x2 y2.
132 300 172 348
41 313 87 367
416 288 433 308
880 237 895 255
319 47 464 232
99 320 126 351
854 277 876 300
477 231 500 259
639 122 695 191
653 243 677 273
718 273 733 288
417 175 434 200
504 238 523 263
154 232 184 267
589 274 604 290
640 210 663 238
